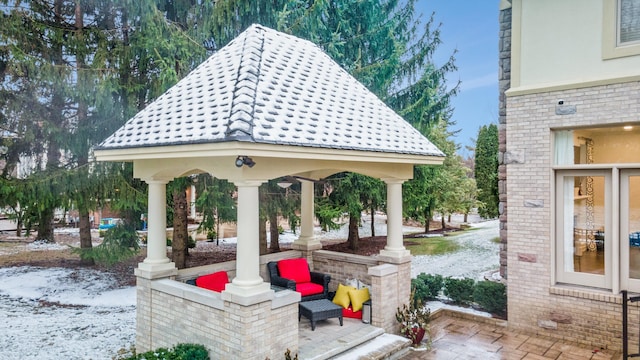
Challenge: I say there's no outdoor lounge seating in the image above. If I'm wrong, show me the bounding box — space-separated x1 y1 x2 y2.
267 258 330 301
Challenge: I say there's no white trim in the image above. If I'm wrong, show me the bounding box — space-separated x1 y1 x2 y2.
603 0 640 59
94 141 444 165
555 170 611 289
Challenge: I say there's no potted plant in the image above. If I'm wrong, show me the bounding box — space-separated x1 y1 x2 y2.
396 289 431 347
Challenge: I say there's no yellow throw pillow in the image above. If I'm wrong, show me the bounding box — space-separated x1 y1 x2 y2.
333 283 356 308
348 287 370 312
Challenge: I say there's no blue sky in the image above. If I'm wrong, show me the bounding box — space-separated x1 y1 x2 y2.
416 1 500 156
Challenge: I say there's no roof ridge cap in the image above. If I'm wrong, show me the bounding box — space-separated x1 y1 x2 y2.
225 26 264 141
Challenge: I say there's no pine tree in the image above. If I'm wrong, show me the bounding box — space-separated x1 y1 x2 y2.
475 123 499 218
278 0 458 247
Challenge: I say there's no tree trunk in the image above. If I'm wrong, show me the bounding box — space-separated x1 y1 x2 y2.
15 209 22 237
172 188 188 269
269 212 280 252
75 1 93 266
424 210 430 233
348 215 359 251
370 208 375 237
37 0 65 244
259 218 267 255
78 209 94 266
464 212 468 223
441 214 445 229
37 208 55 242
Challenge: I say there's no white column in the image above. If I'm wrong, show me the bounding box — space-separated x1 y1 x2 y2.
190 184 196 219
137 179 176 277
292 180 322 250
224 180 272 299
379 179 411 258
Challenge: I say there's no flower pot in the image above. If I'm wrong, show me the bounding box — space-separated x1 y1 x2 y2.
405 327 426 346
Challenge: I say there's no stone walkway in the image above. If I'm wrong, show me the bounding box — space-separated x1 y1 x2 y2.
401 311 622 360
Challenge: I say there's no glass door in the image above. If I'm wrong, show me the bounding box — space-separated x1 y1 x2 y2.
621 170 640 292
555 170 611 288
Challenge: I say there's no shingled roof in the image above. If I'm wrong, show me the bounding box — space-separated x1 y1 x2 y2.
96 24 443 158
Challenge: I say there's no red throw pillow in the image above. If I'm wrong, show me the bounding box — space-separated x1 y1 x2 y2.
195 271 229 292
277 258 311 283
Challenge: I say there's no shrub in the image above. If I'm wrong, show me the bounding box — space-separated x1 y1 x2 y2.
473 281 507 315
118 343 209 360
411 278 428 306
417 273 443 300
443 277 475 305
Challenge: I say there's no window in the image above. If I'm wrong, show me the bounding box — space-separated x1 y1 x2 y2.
619 0 640 45
554 126 640 292
603 0 640 58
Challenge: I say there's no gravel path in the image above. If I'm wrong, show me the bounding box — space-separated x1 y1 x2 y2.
411 219 500 280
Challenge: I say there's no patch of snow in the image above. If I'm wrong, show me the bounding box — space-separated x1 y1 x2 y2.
26 240 69 251
0 267 135 360
411 219 500 280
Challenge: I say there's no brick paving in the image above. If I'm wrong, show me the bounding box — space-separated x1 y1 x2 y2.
401 312 622 360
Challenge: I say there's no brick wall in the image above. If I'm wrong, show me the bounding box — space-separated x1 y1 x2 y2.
506 80 640 350
313 250 412 333
136 278 299 359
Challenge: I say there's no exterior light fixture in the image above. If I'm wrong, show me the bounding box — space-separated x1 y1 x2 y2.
235 156 255 168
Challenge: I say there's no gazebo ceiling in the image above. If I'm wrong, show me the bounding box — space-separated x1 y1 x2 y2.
94 24 444 180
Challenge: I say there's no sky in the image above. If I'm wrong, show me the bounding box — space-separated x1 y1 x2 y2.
416 1 501 156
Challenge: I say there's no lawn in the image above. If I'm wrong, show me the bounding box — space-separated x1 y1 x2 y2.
405 236 461 255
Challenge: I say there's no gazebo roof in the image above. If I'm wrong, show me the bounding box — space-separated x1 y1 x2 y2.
95 24 443 159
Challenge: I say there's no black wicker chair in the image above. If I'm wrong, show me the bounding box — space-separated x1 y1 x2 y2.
267 260 330 301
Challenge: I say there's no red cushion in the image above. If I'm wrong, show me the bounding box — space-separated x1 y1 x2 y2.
195 271 229 292
277 258 311 283
295 282 324 297
342 306 363 319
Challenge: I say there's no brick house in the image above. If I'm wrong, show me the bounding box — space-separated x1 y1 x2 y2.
94 24 443 359
501 0 640 351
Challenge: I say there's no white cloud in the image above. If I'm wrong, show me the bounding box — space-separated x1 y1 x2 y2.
461 72 498 91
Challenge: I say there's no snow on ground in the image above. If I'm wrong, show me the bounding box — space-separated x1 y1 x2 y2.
0 267 135 360
411 219 500 280
0 215 499 359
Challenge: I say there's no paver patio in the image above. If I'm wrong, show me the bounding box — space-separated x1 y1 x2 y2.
401 311 623 360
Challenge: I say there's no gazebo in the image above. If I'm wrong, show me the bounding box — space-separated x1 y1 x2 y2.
94 24 444 359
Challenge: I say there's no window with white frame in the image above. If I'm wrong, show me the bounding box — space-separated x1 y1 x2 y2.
619 0 640 45
603 0 640 58
553 126 640 292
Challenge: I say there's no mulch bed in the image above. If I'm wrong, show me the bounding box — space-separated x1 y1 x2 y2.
0 220 459 288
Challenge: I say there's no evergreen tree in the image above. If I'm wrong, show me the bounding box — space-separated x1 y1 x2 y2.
278 0 457 247
194 174 236 244
475 123 499 218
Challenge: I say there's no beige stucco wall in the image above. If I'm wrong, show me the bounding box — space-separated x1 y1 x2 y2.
510 0 640 92
506 80 640 350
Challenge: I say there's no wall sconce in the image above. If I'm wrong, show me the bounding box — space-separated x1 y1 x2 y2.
235 156 255 168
